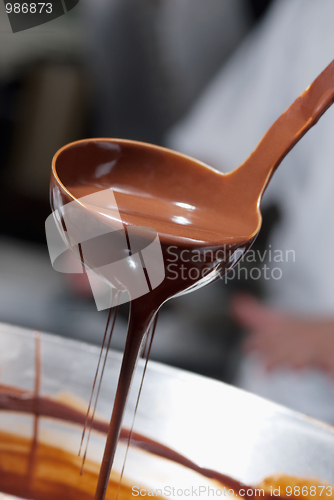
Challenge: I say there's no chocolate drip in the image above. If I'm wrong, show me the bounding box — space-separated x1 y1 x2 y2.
26 331 41 492
46 59 334 499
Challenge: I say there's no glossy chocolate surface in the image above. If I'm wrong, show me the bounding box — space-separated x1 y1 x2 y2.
49 60 334 500
1 383 331 500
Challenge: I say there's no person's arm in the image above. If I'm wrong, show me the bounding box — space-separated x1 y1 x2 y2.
231 292 334 375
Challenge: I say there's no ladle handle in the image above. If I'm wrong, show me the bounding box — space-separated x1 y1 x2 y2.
235 59 334 200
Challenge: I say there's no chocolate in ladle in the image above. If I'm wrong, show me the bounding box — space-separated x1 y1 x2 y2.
50 60 334 500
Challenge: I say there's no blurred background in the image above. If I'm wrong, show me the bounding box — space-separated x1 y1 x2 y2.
0 0 278 385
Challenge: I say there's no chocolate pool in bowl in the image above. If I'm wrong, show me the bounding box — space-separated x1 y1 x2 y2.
1 323 334 499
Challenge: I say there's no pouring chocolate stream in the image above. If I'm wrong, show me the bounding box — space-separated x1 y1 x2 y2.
49 60 334 500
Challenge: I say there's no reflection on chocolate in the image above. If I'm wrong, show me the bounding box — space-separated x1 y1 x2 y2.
0 383 247 499
0 384 332 500
0 429 137 500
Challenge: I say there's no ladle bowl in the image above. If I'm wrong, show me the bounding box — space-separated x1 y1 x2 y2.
48 60 334 311
50 139 254 315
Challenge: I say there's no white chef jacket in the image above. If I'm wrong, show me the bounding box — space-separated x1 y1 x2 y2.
167 0 334 423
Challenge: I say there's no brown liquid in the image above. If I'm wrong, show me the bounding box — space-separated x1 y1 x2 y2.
53 142 254 499
0 383 258 499
0 384 332 500
0 429 138 500
47 60 334 499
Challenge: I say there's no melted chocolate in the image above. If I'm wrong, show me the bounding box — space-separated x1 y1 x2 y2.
1 384 333 500
48 59 334 500
52 140 253 500
0 385 237 483
0 383 253 498
0 429 137 500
